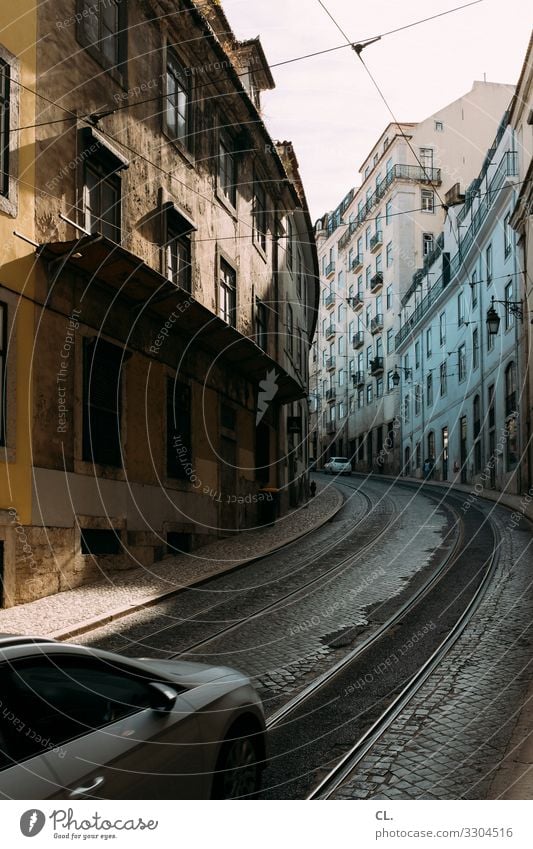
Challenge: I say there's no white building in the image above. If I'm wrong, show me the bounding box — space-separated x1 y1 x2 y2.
310 82 514 473
396 116 525 493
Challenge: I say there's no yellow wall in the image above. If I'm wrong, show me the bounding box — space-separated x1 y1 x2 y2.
0 2 37 524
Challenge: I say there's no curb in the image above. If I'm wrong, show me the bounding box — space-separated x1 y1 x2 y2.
51 485 345 642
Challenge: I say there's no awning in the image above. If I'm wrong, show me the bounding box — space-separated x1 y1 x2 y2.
38 235 305 403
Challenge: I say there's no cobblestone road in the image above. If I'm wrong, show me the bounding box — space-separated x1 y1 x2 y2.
332 494 533 800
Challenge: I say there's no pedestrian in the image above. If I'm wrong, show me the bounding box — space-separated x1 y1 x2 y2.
423 458 430 479
309 480 317 498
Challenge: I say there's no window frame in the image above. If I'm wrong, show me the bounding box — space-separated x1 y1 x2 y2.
218 257 237 327
164 49 193 153
75 0 128 83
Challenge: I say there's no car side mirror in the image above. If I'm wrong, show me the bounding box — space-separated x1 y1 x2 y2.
148 682 178 713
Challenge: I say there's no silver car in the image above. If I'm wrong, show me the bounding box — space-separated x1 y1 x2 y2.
324 456 352 475
0 635 266 800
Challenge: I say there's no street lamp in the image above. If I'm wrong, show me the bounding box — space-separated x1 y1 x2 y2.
392 366 412 386
486 295 523 336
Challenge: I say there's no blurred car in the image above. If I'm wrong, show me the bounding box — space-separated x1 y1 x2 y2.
0 634 266 800
324 456 352 475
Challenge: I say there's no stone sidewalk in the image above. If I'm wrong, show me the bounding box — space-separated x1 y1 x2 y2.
0 482 343 640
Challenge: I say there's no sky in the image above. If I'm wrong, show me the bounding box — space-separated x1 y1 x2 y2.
223 0 532 220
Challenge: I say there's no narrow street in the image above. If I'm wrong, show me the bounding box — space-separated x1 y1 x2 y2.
76 475 533 800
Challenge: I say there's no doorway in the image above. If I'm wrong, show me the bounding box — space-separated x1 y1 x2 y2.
442 426 449 480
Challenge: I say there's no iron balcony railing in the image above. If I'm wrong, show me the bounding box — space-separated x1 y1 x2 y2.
337 164 442 250
325 261 336 278
352 331 364 349
325 323 336 339
326 421 336 434
371 314 384 333
326 388 336 401
349 293 364 310
370 230 383 252
326 355 336 370
370 356 384 375
370 272 383 291
325 292 336 308
351 253 363 272
353 370 365 386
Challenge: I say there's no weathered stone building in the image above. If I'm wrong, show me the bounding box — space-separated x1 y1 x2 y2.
0 0 318 605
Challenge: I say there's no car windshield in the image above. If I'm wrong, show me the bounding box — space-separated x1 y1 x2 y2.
333 458 349 463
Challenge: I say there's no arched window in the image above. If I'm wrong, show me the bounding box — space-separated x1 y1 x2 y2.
505 362 516 417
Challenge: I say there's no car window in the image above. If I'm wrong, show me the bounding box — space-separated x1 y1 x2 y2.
0 656 154 766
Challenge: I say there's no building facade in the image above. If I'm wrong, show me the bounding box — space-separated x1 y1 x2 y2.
0 0 318 606
311 82 514 474
396 118 525 493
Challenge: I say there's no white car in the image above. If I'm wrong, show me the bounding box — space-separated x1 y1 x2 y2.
0 634 267 800
324 456 352 475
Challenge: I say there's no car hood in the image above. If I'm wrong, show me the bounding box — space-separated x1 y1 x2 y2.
136 657 251 690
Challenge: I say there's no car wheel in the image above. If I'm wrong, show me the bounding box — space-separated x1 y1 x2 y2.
212 734 262 799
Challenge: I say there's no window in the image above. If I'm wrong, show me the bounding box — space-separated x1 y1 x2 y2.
423 232 434 256
366 266 371 288
358 388 364 409
376 377 383 398
421 189 434 213
373 153 379 167
0 60 9 197
366 345 372 370
416 443 421 469
83 153 122 242
386 285 392 310
488 384 495 429
256 300 268 351
338 400 345 418
386 200 392 224
505 362 517 417
376 337 383 359
457 291 465 326
386 242 393 267
440 361 447 396
338 335 345 355
486 244 493 285
376 294 382 316
219 259 237 326
81 528 121 555
357 274 363 295
253 179 267 252
77 0 127 74
504 212 512 257
83 338 124 467
376 253 382 273
348 320 354 340
1 656 155 761
487 323 494 351
473 327 479 369
218 134 237 207
426 372 433 405
428 431 435 462
505 281 514 330
473 395 481 473
166 52 191 148
435 120 444 132
338 369 345 387
366 305 372 329
439 312 446 346
0 301 6 446
366 384 373 404
415 340 420 368
287 304 293 354
458 343 466 382
471 270 478 307
404 394 410 422
415 384 421 415
387 328 393 354
167 378 192 479
165 209 193 292
387 371 395 392
426 328 432 357
419 147 434 170
404 353 410 372
365 227 371 250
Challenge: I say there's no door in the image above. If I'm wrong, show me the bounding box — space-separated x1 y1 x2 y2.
460 416 468 483
0 654 205 800
220 436 238 533
442 427 449 481
367 430 373 471
489 430 496 488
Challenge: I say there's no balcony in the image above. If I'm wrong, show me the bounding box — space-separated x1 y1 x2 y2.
370 230 383 252
370 272 383 291
371 314 384 334
325 261 336 278
326 388 336 402
352 331 364 349
326 421 336 434
351 253 363 272
325 292 336 309
353 370 365 387
349 293 364 311
325 323 336 339
326 355 336 371
370 356 384 376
